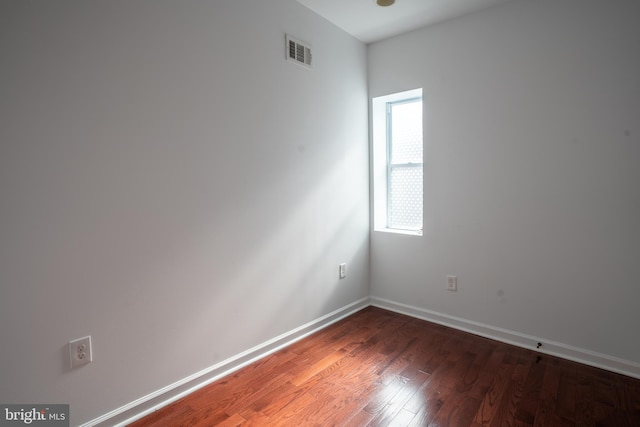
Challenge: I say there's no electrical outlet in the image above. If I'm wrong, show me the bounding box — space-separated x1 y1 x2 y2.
339 263 346 279
69 336 92 368
447 275 457 291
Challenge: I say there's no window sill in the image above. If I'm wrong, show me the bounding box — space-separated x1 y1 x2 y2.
374 228 423 237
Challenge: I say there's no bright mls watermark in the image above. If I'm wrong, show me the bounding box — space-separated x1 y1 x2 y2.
1 405 69 426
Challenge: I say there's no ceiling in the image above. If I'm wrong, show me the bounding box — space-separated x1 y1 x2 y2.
296 0 514 44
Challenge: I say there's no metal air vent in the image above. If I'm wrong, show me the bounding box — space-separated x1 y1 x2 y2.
286 34 312 69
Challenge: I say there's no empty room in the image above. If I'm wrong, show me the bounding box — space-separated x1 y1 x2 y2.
1 0 638 426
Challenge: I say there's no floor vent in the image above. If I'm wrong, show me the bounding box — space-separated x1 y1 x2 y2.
286 34 312 69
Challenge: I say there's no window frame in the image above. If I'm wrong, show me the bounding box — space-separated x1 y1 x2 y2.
371 88 424 236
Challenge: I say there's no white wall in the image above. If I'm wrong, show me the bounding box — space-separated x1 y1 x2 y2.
0 0 369 424
369 0 640 370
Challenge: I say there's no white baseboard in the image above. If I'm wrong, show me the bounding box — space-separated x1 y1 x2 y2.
84 297 371 427
370 296 640 380
84 295 639 426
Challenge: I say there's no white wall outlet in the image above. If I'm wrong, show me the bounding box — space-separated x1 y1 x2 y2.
447 275 457 291
69 336 92 368
339 263 346 279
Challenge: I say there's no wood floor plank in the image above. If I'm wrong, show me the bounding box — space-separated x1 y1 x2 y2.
489 355 533 427
427 392 481 427
473 349 518 425
389 407 418 426
514 354 546 425
575 366 596 427
130 307 640 427
533 358 562 427
211 413 246 427
225 371 293 417
555 364 577 422
290 348 348 387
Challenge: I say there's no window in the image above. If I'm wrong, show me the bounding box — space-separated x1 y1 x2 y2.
372 89 423 235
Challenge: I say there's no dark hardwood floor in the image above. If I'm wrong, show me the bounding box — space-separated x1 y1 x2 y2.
130 307 640 426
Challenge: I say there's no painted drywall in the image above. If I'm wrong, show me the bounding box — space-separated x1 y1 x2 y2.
369 0 640 366
0 0 369 424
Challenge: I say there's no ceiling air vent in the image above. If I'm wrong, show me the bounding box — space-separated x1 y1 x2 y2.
286 34 312 69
